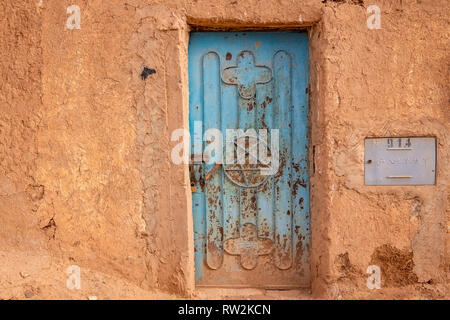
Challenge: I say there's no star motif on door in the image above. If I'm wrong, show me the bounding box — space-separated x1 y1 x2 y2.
224 224 273 270
223 135 272 188
222 51 272 99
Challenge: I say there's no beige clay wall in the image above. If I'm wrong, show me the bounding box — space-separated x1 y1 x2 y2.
0 0 448 299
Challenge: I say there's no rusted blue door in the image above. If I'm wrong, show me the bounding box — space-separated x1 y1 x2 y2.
189 32 310 288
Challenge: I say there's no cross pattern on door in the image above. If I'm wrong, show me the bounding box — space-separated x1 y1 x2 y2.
223 223 273 270
222 51 272 99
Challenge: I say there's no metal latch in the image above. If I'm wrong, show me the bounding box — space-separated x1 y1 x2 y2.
189 153 213 192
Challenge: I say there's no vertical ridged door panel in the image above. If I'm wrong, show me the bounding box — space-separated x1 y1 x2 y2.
189 32 310 288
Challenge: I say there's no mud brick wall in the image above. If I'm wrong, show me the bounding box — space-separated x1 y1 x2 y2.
0 0 448 299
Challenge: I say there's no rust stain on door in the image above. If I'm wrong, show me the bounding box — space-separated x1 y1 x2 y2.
189 32 310 288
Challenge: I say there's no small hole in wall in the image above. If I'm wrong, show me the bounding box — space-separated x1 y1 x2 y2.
141 67 156 80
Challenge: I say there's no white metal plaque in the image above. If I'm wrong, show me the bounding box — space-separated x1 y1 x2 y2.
364 137 436 186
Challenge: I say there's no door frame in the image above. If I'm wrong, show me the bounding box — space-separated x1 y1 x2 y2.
135 12 329 297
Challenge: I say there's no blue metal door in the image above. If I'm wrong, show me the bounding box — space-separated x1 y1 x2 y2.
189 32 310 287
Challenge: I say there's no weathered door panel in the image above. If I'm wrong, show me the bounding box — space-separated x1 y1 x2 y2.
189 32 310 288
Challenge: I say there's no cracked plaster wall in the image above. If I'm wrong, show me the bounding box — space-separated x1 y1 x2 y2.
0 0 448 298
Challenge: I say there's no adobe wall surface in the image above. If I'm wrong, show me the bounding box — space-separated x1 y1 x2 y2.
0 0 448 299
